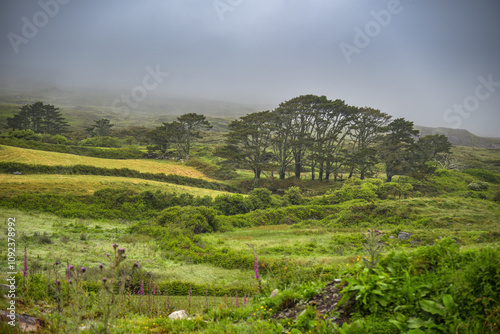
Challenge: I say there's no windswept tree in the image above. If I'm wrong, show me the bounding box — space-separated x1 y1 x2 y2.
316 99 353 181
176 113 212 158
215 111 273 181
267 106 295 180
86 118 114 137
378 118 419 182
7 102 68 135
412 134 452 177
147 113 211 159
272 95 322 179
347 107 391 179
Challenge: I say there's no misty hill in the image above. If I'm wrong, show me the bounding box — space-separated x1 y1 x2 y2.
415 125 500 149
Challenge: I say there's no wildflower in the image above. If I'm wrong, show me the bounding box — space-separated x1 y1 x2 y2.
54 279 61 286
80 267 86 273
138 280 144 296
99 263 103 270
244 293 247 306
118 248 125 255
105 253 110 258
112 243 118 250
54 261 60 266
67 264 72 282
103 277 107 283
133 262 140 268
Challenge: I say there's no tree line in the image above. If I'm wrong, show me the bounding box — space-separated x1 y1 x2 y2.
5 98 451 182
215 95 451 182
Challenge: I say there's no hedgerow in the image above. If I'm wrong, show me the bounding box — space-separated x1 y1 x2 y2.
0 161 237 192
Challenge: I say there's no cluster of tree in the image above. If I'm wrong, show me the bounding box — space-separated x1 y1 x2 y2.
216 95 451 182
146 113 212 159
7 102 69 135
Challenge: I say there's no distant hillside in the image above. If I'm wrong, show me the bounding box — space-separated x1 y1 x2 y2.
415 125 500 149
0 87 271 131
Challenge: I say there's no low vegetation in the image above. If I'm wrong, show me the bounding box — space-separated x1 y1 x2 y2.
0 98 499 333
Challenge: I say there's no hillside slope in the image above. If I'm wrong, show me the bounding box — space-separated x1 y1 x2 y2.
416 125 500 149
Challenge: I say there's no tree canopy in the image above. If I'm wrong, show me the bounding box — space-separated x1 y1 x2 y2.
7 102 69 135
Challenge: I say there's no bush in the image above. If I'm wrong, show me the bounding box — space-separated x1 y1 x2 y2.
463 169 499 184
468 182 489 191
8 129 36 140
213 194 250 215
283 186 304 205
157 206 220 233
79 136 121 148
325 178 378 203
247 188 274 210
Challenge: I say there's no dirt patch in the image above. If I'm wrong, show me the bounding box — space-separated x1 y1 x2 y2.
272 280 352 327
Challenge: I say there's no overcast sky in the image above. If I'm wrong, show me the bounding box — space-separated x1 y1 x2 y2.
1 0 499 137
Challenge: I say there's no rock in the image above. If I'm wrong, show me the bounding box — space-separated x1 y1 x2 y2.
398 232 412 240
168 310 188 320
333 279 341 284
12 171 22 175
270 289 279 298
389 235 394 239
0 311 43 332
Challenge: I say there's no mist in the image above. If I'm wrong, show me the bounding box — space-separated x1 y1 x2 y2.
1 0 499 137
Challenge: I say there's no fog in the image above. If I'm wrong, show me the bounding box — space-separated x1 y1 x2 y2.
1 0 499 137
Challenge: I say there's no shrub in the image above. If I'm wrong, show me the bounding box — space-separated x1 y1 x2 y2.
326 178 378 203
213 194 250 215
247 188 274 210
463 169 499 184
157 206 220 233
8 129 36 140
283 186 304 205
468 182 489 191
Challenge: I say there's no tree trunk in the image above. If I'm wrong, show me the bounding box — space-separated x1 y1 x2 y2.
294 152 302 179
319 162 324 181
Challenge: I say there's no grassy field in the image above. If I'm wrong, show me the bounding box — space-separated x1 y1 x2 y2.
0 209 254 290
0 173 230 197
0 145 212 180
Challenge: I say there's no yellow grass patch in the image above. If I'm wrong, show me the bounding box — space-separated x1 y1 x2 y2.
0 145 213 180
0 173 229 197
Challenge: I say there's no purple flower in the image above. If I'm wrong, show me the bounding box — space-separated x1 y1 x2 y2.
112 243 118 250
102 277 107 283
138 280 144 296
133 262 140 268
54 279 61 286
244 293 247 306
80 267 86 273
99 263 103 270
105 253 110 258
54 261 60 266
153 283 156 295
118 248 125 254
67 265 72 282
